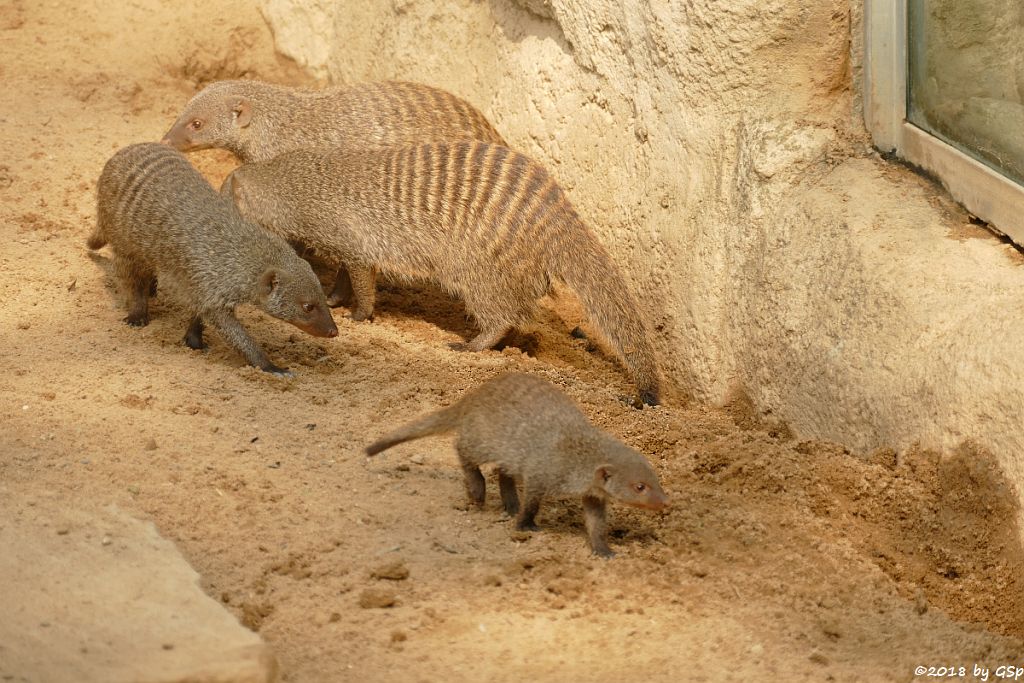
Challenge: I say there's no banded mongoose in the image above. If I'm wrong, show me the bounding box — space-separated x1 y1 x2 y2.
87 143 338 375
365 373 669 557
223 141 663 406
162 79 506 308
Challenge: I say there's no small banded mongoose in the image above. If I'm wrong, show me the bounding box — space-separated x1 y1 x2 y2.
87 143 338 375
223 141 663 406
365 373 669 557
162 79 506 309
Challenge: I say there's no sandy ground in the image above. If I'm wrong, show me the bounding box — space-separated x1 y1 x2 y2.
3 1 1024 681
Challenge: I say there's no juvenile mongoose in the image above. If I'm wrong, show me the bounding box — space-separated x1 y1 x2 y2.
223 141 663 406
87 143 338 375
365 373 669 557
162 78 506 308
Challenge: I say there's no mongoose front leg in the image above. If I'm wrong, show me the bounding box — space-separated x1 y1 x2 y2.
346 263 376 322
450 326 512 352
515 489 542 532
183 316 207 350
325 267 353 308
498 470 520 516
205 307 292 376
582 494 614 558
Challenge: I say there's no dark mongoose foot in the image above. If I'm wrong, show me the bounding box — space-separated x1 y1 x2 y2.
570 326 588 340
124 313 150 327
326 291 352 308
349 311 374 322
591 545 616 559
184 318 206 350
515 520 541 532
184 332 207 350
149 279 158 297
262 363 294 378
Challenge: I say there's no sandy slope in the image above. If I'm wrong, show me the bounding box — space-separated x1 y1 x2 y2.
2 1 1023 681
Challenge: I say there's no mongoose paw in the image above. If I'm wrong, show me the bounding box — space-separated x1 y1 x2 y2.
123 314 150 327
183 335 207 351
448 342 471 352
515 521 541 533
591 546 616 559
348 311 374 322
569 326 588 340
326 292 352 308
262 364 295 378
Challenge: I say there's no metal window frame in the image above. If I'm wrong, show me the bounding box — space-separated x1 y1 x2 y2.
864 0 1024 245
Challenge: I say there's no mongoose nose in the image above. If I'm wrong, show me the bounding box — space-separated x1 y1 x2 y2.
327 328 339 338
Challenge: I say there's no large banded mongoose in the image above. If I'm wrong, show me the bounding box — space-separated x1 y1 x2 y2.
161 79 506 162
162 79 506 308
223 141 663 406
87 143 338 375
365 373 669 557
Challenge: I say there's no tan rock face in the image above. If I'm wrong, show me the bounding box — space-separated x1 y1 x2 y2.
0 491 276 683
259 1 1024 510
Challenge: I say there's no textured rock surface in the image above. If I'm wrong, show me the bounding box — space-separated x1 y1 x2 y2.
259 1 1024 497
0 489 276 683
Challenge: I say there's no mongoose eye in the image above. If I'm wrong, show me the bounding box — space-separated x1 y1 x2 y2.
302 303 316 313
190 119 203 131
634 483 647 493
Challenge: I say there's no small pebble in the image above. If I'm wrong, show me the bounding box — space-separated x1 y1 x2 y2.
358 588 397 609
144 438 158 451
371 560 410 581
410 454 425 465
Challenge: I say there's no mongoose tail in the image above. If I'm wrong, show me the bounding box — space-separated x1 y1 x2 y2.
554 232 662 407
365 404 463 456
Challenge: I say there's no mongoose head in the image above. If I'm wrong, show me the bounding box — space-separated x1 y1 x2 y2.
162 81 254 154
257 264 338 339
593 446 669 511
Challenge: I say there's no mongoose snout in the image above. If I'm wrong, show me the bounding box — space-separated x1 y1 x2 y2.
365 373 669 557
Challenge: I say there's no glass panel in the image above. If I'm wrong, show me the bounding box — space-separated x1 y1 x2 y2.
907 0 1024 186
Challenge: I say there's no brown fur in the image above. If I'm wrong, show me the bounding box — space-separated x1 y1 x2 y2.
162 79 507 306
87 143 338 375
365 373 669 557
224 141 662 405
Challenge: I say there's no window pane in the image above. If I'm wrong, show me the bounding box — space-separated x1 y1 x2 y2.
907 0 1024 186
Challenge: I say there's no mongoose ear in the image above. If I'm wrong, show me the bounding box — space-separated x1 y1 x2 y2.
594 465 614 484
259 269 279 297
232 98 253 128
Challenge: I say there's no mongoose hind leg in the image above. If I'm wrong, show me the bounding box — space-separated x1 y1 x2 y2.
184 316 207 350
325 267 353 308
582 495 614 558
449 325 512 352
205 307 292 376
118 257 154 327
462 463 486 506
498 469 520 516
346 263 376 322
457 443 486 506
514 489 542 532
